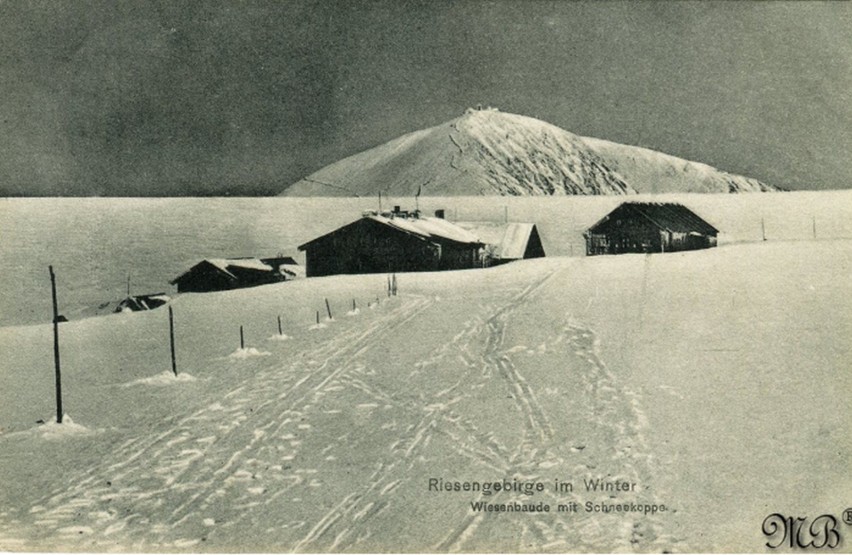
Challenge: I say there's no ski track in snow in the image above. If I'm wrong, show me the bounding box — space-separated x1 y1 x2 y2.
435 273 559 551
0 296 432 550
0 268 684 552
434 271 680 553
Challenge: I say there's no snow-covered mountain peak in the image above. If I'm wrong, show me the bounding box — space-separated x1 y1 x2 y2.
282 110 779 196
448 109 634 195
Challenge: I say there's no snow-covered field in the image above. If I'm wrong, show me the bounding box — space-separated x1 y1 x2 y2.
0 237 849 552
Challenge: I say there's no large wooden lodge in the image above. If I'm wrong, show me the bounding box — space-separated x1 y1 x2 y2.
298 207 545 277
298 208 483 277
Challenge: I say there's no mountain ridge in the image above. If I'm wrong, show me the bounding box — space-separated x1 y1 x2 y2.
282 109 779 196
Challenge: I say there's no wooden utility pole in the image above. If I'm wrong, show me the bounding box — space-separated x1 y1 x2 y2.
325 298 333 319
277 315 283 336
48 266 63 424
168 306 177 376
240 325 245 350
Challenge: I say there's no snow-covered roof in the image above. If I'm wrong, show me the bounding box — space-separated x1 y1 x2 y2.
171 258 277 284
456 222 537 259
499 223 537 259
299 213 484 250
367 215 482 245
207 258 274 273
587 202 718 235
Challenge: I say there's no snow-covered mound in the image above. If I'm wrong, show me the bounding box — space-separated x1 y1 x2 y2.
37 415 95 440
282 109 779 196
124 371 197 386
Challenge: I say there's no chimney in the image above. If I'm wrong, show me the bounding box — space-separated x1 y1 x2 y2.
434 209 445 219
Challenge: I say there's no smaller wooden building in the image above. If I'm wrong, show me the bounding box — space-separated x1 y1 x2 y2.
456 221 546 266
170 256 300 293
584 202 718 255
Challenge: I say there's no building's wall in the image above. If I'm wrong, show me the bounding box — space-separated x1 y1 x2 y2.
175 266 235 293
175 265 282 292
586 225 716 255
524 227 546 259
684 233 716 250
304 219 481 277
662 231 718 252
585 219 663 255
304 220 438 277
438 243 482 271
227 267 283 288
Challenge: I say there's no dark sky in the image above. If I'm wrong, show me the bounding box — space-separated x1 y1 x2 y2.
1 0 850 196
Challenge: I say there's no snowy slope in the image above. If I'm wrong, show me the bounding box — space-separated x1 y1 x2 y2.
0 240 848 552
282 109 779 196
581 136 779 194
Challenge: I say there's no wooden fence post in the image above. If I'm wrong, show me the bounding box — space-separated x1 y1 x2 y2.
278 315 283 336
168 306 177 376
325 298 333 320
48 266 63 424
240 325 245 350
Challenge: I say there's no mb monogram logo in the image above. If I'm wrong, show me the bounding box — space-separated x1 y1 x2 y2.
762 513 846 549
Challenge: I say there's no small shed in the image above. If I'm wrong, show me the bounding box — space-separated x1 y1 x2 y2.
297 207 484 277
170 257 300 293
584 202 718 255
456 221 546 266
